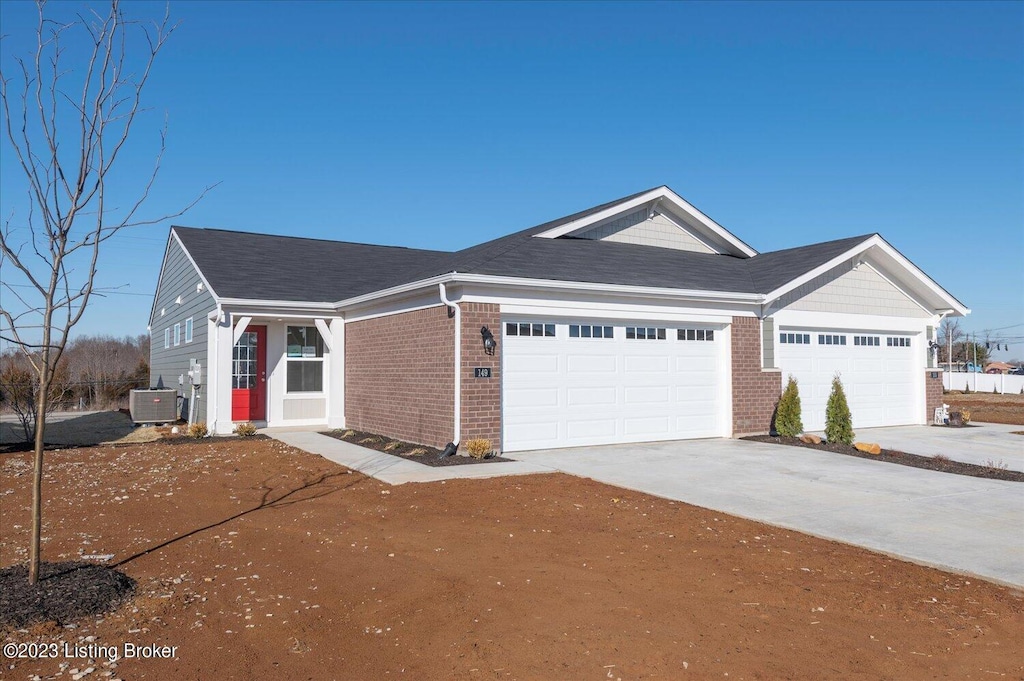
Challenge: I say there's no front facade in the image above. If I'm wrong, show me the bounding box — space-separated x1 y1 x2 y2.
149 186 966 449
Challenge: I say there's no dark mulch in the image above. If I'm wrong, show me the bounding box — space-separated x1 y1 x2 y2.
320 429 513 467
156 433 272 446
0 561 136 629
743 435 1024 482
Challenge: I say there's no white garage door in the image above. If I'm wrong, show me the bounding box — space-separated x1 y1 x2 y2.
776 329 919 431
502 319 727 452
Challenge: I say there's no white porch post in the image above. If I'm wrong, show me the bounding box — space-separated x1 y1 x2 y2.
327 318 345 428
212 312 236 435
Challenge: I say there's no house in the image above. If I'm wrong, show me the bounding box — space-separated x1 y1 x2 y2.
149 186 968 451
984 362 1014 374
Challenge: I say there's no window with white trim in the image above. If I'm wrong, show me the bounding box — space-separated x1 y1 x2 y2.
286 326 324 392
626 327 666 340
185 317 193 343
174 323 181 346
887 336 911 347
569 324 614 339
779 333 810 344
505 322 555 337
818 334 846 346
164 328 170 349
678 328 715 341
854 335 879 346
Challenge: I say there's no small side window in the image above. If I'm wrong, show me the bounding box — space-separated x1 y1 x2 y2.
185 317 193 343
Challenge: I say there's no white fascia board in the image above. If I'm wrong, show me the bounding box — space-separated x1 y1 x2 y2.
217 298 338 313
762 235 970 317
498 303 737 325
531 186 759 258
450 273 764 304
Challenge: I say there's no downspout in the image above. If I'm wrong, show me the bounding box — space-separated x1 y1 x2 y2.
212 307 222 431
438 282 461 446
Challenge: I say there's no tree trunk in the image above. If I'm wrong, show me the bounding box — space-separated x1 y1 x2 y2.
28 375 48 585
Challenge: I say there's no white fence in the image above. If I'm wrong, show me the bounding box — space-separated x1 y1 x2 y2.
944 371 1024 395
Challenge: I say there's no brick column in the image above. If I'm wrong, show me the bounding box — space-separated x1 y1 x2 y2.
925 370 944 424
731 316 782 436
460 303 502 452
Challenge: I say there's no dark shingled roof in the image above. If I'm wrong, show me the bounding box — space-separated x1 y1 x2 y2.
174 227 450 302
172 190 877 303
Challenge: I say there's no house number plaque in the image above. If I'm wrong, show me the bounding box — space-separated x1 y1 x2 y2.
474 368 492 379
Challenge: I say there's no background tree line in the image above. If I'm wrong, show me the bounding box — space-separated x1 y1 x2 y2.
1 334 150 440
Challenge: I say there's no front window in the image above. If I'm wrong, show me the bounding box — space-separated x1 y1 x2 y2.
286 326 324 392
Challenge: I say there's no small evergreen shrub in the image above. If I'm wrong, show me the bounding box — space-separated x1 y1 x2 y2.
775 376 804 437
233 422 258 437
963 381 970 394
824 374 854 445
187 421 209 439
464 438 492 459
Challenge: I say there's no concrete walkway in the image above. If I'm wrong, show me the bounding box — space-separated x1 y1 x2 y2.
844 422 1024 472
515 438 1024 587
269 430 553 484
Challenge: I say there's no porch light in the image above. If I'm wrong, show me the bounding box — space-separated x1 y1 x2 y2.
481 326 496 355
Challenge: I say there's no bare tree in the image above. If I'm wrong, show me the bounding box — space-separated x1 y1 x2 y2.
937 318 964 368
0 1 212 584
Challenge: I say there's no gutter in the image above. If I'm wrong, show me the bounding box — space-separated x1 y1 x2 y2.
438 282 461 446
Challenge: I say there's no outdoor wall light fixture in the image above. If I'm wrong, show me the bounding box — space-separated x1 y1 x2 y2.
481 326 496 355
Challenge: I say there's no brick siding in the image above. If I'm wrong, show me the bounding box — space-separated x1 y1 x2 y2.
925 370 943 423
731 316 782 435
459 303 502 452
345 306 455 449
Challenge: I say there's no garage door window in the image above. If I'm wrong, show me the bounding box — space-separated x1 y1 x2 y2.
626 327 666 340
505 322 555 337
678 329 714 341
780 333 810 344
569 324 614 339
854 336 880 346
818 334 847 346
887 337 911 347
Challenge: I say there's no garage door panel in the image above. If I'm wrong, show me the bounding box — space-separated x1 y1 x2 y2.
567 355 617 374
624 385 671 404
505 354 559 374
853 358 884 373
624 355 670 373
505 387 559 409
503 319 725 451
566 387 616 406
624 416 671 435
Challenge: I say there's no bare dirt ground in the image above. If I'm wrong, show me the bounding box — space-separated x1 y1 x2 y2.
2 439 1022 680
942 391 1024 426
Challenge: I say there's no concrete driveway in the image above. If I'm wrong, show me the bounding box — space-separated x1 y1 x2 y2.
845 422 1024 472
514 438 1024 587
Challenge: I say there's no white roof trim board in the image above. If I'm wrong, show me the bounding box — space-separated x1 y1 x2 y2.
531 186 759 259
761 234 969 317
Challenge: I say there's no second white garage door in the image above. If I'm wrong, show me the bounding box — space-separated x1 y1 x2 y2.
502 319 728 452
776 328 920 431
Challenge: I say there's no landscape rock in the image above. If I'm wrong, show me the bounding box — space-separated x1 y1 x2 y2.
854 442 882 455
799 434 822 444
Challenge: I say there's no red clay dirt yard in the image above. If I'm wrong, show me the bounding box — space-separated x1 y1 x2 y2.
2 437 1022 680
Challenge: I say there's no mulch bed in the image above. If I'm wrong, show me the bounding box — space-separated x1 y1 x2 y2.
0 562 136 629
744 435 1024 482
155 433 272 446
320 429 513 467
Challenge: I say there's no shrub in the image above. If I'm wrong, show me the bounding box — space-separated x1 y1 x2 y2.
407 447 427 457
187 421 209 439
383 441 401 451
233 422 258 437
775 376 804 437
961 409 971 424
464 438 492 459
963 381 970 394
824 374 854 445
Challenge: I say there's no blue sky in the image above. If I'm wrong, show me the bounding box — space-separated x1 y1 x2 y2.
1 1 1022 357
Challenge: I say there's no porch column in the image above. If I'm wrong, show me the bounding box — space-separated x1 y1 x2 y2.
210 312 236 435
327 318 345 428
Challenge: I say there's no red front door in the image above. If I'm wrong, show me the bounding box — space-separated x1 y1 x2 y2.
231 325 267 421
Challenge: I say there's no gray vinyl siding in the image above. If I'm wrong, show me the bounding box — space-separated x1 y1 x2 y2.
772 262 931 318
569 208 718 254
762 317 776 368
149 236 216 416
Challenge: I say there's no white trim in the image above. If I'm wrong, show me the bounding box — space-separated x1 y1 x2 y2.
164 328 170 349
232 316 253 345
219 297 337 312
499 303 735 324
439 282 461 446
859 261 934 317
344 301 444 324
763 235 968 316
184 317 193 343
530 186 759 258
314 318 332 352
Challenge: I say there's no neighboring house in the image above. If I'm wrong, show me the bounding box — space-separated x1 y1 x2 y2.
984 362 1014 374
149 186 967 450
